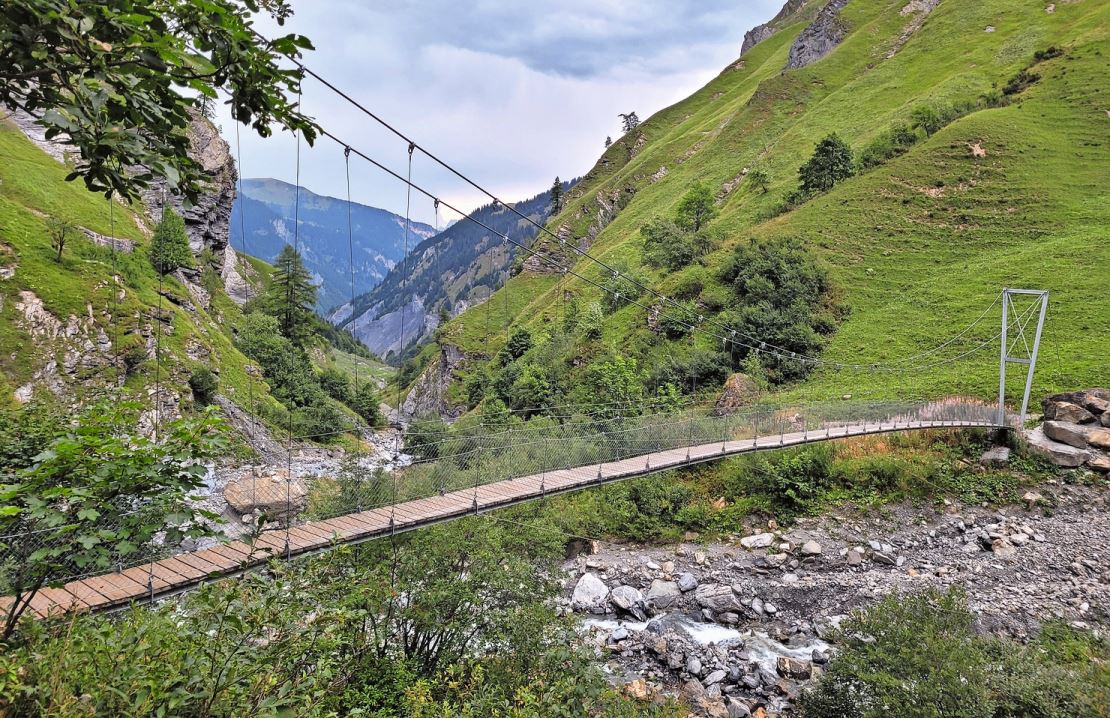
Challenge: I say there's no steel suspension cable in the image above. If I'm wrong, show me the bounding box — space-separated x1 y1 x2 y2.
313 126 1001 374
265 46 1002 372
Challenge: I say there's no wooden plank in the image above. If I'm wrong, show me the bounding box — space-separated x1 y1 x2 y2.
173 551 228 575
37 586 92 612
80 572 148 605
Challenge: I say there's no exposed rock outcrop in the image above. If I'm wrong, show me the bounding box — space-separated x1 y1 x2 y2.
786 0 849 69
741 0 810 55
1024 389 1110 471
141 111 237 258
400 344 470 421
714 374 760 416
887 0 942 59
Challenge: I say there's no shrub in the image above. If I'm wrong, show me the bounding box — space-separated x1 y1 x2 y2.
317 367 352 404
1002 68 1040 96
910 104 944 136
148 206 192 274
350 381 384 426
718 237 841 384
800 589 1107 718
601 272 643 312
642 217 715 271
857 123 919 169
498 327 533 364
579 301 604 340
648 349 732 394
188 367 218 406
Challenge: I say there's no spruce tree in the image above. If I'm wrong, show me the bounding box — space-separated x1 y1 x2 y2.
264 244 317 345
550 176 562 214
149 206 192 274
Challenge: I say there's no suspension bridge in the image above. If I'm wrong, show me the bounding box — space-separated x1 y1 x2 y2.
0 37 1054 625
8 398 1008 617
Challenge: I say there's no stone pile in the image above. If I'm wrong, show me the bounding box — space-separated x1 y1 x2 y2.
1026 389 1110 472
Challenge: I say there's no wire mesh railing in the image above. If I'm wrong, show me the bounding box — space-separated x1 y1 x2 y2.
1 398 1003 595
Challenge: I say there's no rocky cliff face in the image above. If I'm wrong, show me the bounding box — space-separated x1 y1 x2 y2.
141 111 237 258
400 344 469 421
786 0 849 69
740 0 810 55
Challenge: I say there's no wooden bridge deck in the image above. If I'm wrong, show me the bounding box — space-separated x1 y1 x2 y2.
8 419 994 617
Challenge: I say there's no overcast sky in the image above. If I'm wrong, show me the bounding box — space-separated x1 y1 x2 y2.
215 0 782 228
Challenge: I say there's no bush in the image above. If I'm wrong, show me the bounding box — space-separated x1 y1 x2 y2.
648 349 732 394
641 217 715 271
718 237 842 383
350 380 384 426
800 589 1107 718
188 367 218 406
498 327 533 364
1002 68 1040 96
601 264 644 311
317 367 352 404
148 206 192 274
857 122 919 169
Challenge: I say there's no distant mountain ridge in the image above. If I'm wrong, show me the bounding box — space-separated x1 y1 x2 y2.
230 178 436 311
329 180 575 361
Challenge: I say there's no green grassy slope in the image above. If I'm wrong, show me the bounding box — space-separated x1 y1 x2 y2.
0 119 283 419
434 0 1109 408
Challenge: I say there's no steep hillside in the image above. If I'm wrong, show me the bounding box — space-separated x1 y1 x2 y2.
418 0 1109 415
231 178 436 312
330 180 574 361
0 113 289 431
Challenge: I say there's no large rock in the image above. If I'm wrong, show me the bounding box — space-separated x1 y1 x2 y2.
677 572 699 592
1087 428 1110 450
1043 389 1109 420
786 0 849 69
646 579 682 609
740 532 775 549
1043 420 1091 449
610 585 644 616
1043 400 1097 425
1088 454 1110 472
776 656 813 679
1024 426 1091 468
714 373 760 416
741 0 807 54
695 583 742 613
223 470 308 519
572 572 609 610
400 344 469 421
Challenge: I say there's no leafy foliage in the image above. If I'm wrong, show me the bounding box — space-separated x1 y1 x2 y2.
0 515 677 716
0 0 317 203
674 181 718 232
641 216 713 272
798 133 855 195
719 237 842 383
188 366 219 406
148 206 192 275
0 402 226 638
800 589 1108 718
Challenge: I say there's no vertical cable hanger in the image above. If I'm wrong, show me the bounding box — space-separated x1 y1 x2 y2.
233 120 260 518
284 89 303 560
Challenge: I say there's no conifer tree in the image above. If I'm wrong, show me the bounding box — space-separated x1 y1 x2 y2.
148 206 192 274
264 244 317 345
798 133 855 194
550 176 563 214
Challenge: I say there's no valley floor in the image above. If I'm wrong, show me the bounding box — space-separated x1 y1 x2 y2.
565 479 1108 716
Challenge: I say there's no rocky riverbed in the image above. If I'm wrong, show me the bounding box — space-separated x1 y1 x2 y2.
558 480 1109 717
